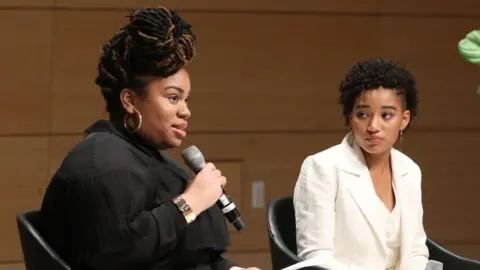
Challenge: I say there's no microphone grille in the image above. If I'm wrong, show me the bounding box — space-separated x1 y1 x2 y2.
181 145 206 172
426 260 443 270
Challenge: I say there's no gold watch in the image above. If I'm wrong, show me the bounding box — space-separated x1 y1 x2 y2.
172 195 196 224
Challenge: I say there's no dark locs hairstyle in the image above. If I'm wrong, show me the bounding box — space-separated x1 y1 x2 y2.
95 7 196 118
338 58 419 129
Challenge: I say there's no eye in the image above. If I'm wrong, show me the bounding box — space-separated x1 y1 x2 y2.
382 112 394 119
168 95 179 104
356 112 368 119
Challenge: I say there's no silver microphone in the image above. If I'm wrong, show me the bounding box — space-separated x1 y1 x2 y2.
426 260 443 270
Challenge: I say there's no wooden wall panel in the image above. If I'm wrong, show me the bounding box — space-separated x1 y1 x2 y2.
0 263 24 270
403 132 480 243
182 13 378 132
0 137 48 262
50 11 124 134
0 10 52 135
50 11 480 134
53 0 377 13
0 0 52 7
3 1 480 267
50 11 380 133
5 0 479 17
377 0 480 16
6 0 480 16
376 17 480 131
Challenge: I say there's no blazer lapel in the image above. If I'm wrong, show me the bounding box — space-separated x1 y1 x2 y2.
391 150 414 265
345 171 388 254
339 134 416 264
339 134 387 255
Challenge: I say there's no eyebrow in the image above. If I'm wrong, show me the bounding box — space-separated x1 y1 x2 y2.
355 104 397 110
164 86 185 93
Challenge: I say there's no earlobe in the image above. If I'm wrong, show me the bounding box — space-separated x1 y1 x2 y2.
401 118 408 130
401 110 411 130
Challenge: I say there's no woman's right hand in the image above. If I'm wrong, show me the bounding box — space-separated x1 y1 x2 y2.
181 162 226 215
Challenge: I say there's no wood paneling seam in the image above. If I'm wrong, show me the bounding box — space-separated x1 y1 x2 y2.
1 6 480 19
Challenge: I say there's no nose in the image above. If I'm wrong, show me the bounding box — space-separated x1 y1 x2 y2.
178 104 191 120
367 116 380 133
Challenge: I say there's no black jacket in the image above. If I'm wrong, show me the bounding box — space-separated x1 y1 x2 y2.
40 120 234 270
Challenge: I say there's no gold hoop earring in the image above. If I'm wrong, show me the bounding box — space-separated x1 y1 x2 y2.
124 109 142 133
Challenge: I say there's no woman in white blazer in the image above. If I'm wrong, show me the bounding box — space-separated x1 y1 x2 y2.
293 58 430 270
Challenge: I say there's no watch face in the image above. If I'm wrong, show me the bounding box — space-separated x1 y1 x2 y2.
173 196 195 223
176 198 190 213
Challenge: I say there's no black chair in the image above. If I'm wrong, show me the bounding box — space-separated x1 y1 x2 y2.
16 210 71 270
266 196 327 270
266 196 480 270
426 238 480 270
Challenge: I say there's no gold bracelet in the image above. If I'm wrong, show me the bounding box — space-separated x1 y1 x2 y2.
172 195 196 224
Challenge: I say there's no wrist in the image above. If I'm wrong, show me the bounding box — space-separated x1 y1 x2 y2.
180 191 202 216
172 194 197 224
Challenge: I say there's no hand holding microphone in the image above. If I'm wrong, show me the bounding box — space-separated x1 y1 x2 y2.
181 145 245 231
181 162 226 216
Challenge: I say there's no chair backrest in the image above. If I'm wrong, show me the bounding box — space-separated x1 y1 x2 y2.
16 210 71 270
267 195 480 270
427 238 480 270
266 196 327 270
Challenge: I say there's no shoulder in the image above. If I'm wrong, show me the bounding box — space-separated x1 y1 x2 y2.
391 148 422 176
294 145 342 203
296 144 344 185
55 133 149 183
391 149 423 195
300 143 344 171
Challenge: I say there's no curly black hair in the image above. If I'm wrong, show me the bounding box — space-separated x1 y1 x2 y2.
338 58 419 129
95 7 196 118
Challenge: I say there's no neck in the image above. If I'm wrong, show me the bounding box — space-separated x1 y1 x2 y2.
110 118 169 151
362 149 391 172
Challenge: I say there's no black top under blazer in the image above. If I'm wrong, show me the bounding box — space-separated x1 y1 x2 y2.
40 120 234 270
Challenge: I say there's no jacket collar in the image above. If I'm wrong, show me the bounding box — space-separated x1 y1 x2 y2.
339 132 412 258
84 119 163 156
83 120 192 181
339 132 408 178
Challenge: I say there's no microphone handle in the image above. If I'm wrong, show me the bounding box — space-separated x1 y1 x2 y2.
190 166 245 231
216 190 245 231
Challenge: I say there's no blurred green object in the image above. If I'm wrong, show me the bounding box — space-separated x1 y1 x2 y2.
458 30 480 95
459 30 480 65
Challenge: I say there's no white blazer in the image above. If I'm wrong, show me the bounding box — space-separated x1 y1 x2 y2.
293 133 429 270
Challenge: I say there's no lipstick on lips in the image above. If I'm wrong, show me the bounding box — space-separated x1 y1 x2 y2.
172 123 187 138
